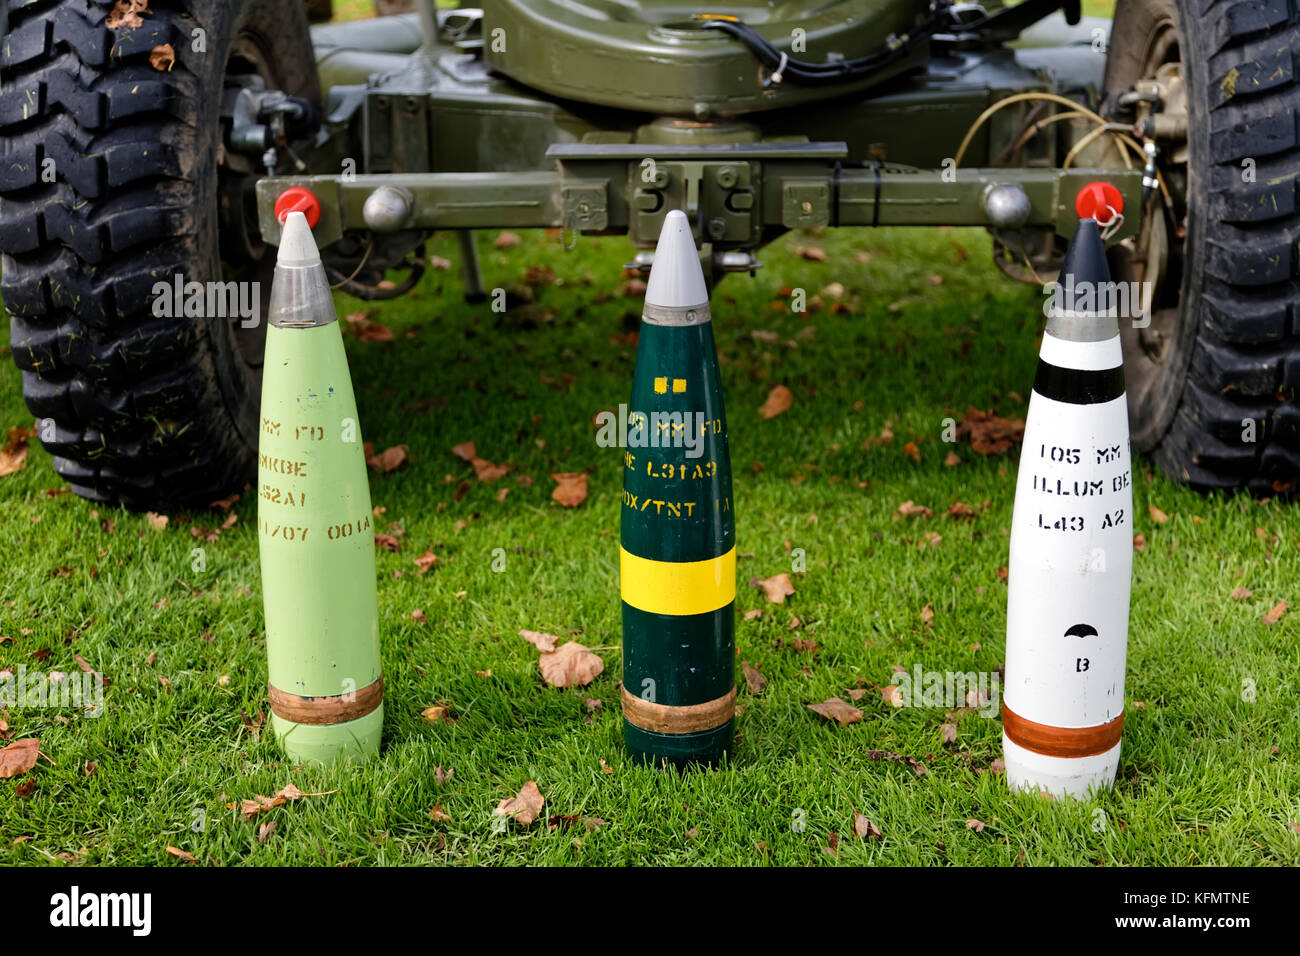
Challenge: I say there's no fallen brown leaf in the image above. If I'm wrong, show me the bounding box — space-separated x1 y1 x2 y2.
758 384 793 420
1261 601 1287 626
956 406 1025 455
421 704 454 723
806 697 863 727
232 782 308 821
0 425 32 477
0 738 39 779
854 813 882 840
495 780 544 825
105 1 146 31
751 573 796 604
365 444 407 473
550 472 588 507
539 641 604 688
149 43 175 71
519 629 560 653
166 846 197 863
742 660 767 695
895 500 934 519
1230 587 1252 601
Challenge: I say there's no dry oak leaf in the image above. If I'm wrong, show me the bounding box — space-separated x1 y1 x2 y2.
421 704 453 723
0 738 40 779
1230 587 1253 601
428 805 451 822
495 780 544 825
1133 534 1147 552
550 472 588 507
956 406 1025 456
854 813 883 840
742 660 767 695
806 697 863 727
795 245 827 262
965 818 986 833
1148 505 1170 525
758 384 794 420
165 846 197 863
1261 601 1287 626
519 629 560 653
494 231 523 249
903 441 921 463
539 641 604 688
257 821 277 844
146 511 170 531
944 450 962 467
752 573 796 604
149 43 175 72
365 443 408 473
414 551 438 575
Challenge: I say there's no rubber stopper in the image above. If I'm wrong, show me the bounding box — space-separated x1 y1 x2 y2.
1075 181 1123 226
274 187 321 229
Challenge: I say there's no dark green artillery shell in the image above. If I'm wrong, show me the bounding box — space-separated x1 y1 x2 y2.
621 317 736 768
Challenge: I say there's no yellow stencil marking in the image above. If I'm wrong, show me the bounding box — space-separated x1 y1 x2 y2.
654 377 668 394
672 378 687 393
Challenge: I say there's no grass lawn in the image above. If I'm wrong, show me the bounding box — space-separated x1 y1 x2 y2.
2 219 1298 866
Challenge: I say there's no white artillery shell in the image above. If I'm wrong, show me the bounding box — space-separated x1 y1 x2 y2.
1004 331 1133 798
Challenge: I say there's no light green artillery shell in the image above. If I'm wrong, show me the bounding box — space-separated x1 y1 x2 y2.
258 320 382 763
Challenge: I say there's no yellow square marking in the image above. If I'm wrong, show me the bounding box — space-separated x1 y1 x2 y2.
672 378 687 393
653 377 668 394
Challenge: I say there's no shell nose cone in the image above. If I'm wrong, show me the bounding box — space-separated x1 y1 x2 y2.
1045 217 1120 343
277 210 322 268
645 209 709 309
1059 217 1110 288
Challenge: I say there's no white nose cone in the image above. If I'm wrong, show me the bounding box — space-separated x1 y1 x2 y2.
277 210 321 268
644 210 708 309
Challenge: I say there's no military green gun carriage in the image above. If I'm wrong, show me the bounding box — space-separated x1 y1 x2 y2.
1 0 1296 506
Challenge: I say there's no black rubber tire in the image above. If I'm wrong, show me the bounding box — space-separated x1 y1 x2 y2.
0 0 319 508
1104 0 1300 494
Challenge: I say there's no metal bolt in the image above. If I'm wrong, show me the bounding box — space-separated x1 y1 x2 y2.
717 166 738 189
708 218 727 239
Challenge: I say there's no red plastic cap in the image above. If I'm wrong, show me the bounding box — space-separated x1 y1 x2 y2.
1075 181 1123 226
274 187 321 229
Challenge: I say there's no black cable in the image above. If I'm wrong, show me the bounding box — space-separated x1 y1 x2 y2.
698 5 949 86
